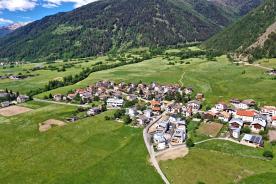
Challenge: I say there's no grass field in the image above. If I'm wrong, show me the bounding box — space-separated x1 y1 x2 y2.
160 140 276 184
0 103 162 184
257 58 276 69
0 56 107 94
35 55 276 106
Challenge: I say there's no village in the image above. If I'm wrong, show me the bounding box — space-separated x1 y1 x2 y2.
42 80 276 152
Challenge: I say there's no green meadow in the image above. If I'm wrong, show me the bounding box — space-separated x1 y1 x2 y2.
0 56 107 94
160 140 276 184
0 102 162 184
36 55 276 106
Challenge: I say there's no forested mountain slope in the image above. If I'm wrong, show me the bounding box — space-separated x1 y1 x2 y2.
203 0 276 60
0 0 263 61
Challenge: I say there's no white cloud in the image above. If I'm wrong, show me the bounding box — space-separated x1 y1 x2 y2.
0 0 37 11
43 0 98 8
0 17 14 24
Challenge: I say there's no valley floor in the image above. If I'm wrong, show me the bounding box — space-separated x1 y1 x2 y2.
0 48 275 184
35 55 276 106
0 101 162 184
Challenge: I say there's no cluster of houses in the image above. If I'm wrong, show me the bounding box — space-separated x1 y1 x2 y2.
203 100 276 147
151 115 187 150
51 80 276 149
0 91 29 108
52 80 202 124
53 80 195 103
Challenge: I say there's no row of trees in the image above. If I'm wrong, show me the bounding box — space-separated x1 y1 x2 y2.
27 54 152 97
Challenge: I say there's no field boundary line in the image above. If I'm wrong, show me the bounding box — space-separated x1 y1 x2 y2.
33 98 90 108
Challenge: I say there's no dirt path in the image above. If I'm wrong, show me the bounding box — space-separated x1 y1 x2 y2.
244 63 273 70
33 98 90 108
156 145 188 161
178 72 185 87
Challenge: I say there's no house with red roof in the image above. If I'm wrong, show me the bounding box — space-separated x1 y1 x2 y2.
272 116 276 127
235 110 256 123
151 100 161 112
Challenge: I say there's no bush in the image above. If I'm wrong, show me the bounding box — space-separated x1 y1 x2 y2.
186 138 195 148
241 126 251 134
259 130 269 140
270 140 276 146
123 115 132 124
263 150 273 159
104 116 111 120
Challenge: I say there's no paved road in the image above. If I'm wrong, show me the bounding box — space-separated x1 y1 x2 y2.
33 98 90 108
143 116 170 184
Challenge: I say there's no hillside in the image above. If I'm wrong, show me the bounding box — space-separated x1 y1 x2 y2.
203 0 276 60
210 0 263 15
0 23 27 38
0 0 261 61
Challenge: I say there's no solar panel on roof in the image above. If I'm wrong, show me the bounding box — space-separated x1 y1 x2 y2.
250 136 255 142
255 137 261 144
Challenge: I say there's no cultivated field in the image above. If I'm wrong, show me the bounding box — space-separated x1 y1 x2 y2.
197 122 223 137
0 104 162 184
35 55 276 106
0 105 32 117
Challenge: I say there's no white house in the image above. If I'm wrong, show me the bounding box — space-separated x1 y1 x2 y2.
143 109 153 119
215 103 228 111
156 121 169 133
16 95 29 103
229 118 244 129
250 115 267 133
1 101 10 107
126 107 138 117
235 110 256 123
137 115 150 125
187 100 201 113
53 94 62 101
87 107 101 116
261 106 276 117
153 133 166 144
106 98 124 109
171 129 186 145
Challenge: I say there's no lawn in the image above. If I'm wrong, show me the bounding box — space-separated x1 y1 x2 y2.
0 104 162 184
35 55 276 106
160 146 276 184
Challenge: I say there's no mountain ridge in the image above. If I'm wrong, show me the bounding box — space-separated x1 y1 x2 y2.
203 0 276 60
0 0 264 61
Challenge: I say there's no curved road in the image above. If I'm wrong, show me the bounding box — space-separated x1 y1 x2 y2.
143 116 171 184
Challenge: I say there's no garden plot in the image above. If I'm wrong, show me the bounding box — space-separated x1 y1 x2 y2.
197 122 223 137
0 106 32 117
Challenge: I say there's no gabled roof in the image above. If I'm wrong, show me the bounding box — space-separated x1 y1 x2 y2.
229 118 243 126
236 110 255 117
251 119 267 127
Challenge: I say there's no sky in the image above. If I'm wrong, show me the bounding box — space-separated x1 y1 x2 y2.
0 0 98 26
